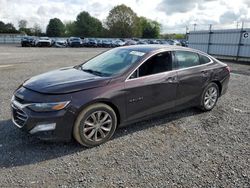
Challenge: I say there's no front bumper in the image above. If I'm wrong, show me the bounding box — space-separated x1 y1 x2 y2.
11 97 75 141
36 42 51 47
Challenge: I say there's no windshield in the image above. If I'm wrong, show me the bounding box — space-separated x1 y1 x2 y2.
81 48 145 77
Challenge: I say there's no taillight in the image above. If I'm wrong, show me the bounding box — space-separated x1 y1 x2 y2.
226 66 230 72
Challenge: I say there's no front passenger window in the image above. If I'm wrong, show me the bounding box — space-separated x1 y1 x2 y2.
175 51 200 69
138 52 172 77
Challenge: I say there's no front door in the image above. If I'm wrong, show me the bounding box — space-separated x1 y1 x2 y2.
124 51 178 122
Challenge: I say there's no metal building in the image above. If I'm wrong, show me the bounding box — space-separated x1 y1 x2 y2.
188 28 250 61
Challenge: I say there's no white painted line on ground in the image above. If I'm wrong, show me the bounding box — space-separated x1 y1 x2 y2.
0 65 14 68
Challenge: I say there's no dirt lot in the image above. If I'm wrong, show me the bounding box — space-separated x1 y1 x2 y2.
0 45 249 187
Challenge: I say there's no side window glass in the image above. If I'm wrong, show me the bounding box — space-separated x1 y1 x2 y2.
199 54 211 64
129 69 138 79
138 52 172 77
175 51 200 69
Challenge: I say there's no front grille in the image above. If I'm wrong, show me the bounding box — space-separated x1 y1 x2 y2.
11 102 28 128
14 96 25 103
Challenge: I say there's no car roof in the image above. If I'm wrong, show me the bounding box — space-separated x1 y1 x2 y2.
119 45 201 54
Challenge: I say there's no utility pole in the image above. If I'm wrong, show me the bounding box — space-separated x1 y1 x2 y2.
193 23 197 31
236 21 239 29
185 26 189 34
207 24 213 54
185 26 189 40
209 24 212 31
236 21 245 61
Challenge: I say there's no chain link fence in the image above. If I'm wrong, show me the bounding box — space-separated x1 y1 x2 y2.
0 34 26 44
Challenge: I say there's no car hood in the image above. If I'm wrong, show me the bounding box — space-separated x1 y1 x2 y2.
23 67 111 94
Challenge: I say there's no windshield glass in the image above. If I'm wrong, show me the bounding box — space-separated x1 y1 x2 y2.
81 48 145 76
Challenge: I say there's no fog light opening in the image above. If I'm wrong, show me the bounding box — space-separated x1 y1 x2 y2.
29 123 56 134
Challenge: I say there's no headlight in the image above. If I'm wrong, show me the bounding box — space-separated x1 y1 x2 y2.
27 101 70 112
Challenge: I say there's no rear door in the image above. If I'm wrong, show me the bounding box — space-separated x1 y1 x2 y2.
124 51 178 122
174 50 211 107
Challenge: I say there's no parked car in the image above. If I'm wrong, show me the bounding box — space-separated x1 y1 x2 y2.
96 39 103 47
82 38 89 47
86 38 98 47
159 40 170 45
148 39 160 44
21 36 35 47
178 39 188 47
166 39 181 46
53 39 67 48
137 40 148 45
102 39 112 47
124 39 137 45
34 37 52 47
111 39 126 47
11 45 230 147
67 37 82 47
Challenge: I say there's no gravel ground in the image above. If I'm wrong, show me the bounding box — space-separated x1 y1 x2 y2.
0 45 249 187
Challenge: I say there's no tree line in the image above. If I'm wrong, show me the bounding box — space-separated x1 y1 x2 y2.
0 4 161 38
0 4 185 39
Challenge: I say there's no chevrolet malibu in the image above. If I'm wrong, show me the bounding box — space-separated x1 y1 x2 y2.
11 45 230 147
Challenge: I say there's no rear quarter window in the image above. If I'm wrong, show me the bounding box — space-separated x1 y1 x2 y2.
175 51 200 69
199 54 211 64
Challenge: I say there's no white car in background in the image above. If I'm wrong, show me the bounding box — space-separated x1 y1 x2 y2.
35 37 52 47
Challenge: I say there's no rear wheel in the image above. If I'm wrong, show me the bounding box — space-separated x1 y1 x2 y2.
73 103 117 147
200 83 219 111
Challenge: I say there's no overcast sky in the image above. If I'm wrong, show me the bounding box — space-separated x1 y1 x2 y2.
0 0 250 33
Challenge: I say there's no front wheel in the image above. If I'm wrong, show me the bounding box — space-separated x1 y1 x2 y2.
200 83 219 111
73 103 117 147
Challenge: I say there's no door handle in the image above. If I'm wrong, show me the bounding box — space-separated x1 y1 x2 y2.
165 76 178 83
201 70 209 77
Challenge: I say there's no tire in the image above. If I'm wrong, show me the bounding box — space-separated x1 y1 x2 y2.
73 103 117 147
200 83 219 111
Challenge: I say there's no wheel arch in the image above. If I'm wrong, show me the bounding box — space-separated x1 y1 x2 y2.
74 99 121 127
211 80 222 96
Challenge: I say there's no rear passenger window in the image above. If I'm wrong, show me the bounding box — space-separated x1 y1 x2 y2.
175 51 200 69
199 54 211 64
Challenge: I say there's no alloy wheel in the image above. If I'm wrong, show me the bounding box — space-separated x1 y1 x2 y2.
82 111 112 142
204 86 218 109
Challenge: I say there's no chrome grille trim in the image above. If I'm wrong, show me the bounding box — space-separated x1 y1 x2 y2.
11 99 28 128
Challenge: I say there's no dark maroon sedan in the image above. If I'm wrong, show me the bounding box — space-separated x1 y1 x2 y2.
11 45 230 147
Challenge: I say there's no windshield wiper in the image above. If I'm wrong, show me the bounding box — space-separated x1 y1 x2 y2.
81 68 108 77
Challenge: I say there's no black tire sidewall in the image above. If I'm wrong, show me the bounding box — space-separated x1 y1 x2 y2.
77 105 117 147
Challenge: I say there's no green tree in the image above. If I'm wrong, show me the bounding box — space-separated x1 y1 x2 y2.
0 21 6 33
18 20 27 29
0 21 18 33
139 17 161 38
19 28 33 35
18 19 32 35
46 18 65 37
174 34 186 39
32 23 42 36
160 33 186 39
65 21 76 36
75 11 103 37
106 4 139 38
